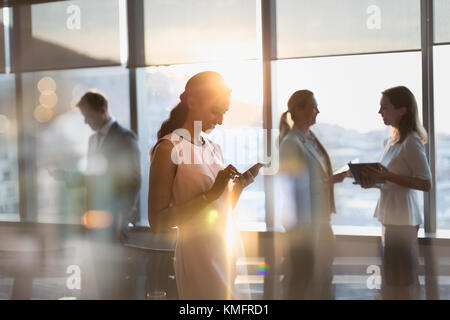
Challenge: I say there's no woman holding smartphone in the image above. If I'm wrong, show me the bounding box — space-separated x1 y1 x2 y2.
359 86 431 299
148 71 255 299
278 89 351 299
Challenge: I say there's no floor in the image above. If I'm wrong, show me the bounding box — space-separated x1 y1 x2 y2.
0 255 448 300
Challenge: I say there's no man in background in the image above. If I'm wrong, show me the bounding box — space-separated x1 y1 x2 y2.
51 90 141 299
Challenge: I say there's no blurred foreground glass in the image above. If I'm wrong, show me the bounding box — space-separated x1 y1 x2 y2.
0 74 19 221
20 67 130 223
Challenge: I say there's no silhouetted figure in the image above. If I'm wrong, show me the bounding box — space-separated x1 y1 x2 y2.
51 90 141 299
148 71 255 299
278 90 351 299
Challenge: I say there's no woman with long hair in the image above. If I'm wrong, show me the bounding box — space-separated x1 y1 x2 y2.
358 86 432 299
278 90 351 299
148 71 255 299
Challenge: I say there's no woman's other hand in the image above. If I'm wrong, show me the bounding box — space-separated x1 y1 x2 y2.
361 164 391 181
354 165 387 189
235 170 255 189
328 169 352 184
205 164 240 201
357 174 377 189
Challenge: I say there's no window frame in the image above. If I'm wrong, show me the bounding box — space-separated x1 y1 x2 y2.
2 0 439 234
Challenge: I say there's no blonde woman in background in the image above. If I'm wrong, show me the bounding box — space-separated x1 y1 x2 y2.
278 90 351 299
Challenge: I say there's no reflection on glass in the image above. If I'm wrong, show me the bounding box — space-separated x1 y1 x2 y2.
144 0 258 65
21 67 130 223
434 45 450 229
19 0 121 71
0 74 19 221
434 0 450 44
276 0 421 59
272 52 422 227
137 61 265 229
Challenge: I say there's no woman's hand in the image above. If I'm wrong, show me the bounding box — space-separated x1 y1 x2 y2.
329 169 352 184
205 164 241 202
361 163 431 191
353 164 388 189
354 174 379 189
234 170 255 189
361 164 391 181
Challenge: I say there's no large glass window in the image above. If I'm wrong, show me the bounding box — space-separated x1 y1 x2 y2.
0 74 19 221
272 51 423 227
137 61 265 229
143 0 258 65
275 0 421 59
14 0 122 72
434 45 450 229
0 9 5 73
434 0 450 44
20 67 130 223
3 0 442 235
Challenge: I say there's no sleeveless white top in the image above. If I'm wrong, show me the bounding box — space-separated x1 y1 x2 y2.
155 132 250 300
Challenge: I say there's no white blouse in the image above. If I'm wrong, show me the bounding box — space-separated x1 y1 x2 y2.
373 131 432 226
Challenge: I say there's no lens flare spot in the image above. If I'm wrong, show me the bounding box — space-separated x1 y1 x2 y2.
256 262 269 275
207 209 219 225
82 210 113 229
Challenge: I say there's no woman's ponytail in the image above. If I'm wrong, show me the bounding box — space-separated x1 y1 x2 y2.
278 110 292 144
150 101 188 158
278 89 314 145
157 102 188 140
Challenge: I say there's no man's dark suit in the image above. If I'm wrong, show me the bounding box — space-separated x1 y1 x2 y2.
69 121 141 243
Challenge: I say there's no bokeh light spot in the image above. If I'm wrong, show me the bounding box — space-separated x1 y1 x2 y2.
39 91 58 108
33 105 53 123
207 209 219 225
82 210 113 229
37 76 56 93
